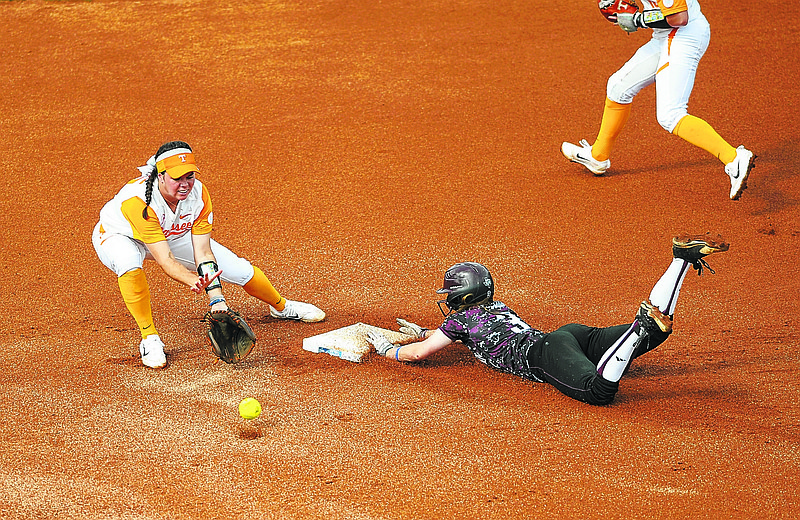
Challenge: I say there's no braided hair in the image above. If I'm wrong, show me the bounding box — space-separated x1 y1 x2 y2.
141 140 193 220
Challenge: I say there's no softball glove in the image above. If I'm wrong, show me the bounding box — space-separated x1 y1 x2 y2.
598 0 639 24
204 308 257 364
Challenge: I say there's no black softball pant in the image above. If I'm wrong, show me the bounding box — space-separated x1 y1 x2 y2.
526 323 670 406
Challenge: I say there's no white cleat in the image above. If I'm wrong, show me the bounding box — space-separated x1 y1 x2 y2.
561 139 610 176
270 300 326 323
139 334 167 369
724 145 755 200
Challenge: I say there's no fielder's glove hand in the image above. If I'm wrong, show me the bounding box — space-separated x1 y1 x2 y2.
203 308 257 364
396 318 428 339
366 330 396 356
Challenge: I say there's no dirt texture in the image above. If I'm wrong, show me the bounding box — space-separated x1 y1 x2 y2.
1 0 799 518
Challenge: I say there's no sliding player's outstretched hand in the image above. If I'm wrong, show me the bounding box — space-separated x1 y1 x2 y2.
396 318 427 339
366 330 396 356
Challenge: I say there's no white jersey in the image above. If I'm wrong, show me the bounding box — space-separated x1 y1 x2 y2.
96 173 213 245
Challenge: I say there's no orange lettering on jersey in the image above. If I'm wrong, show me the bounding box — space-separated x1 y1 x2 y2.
163 221 194 238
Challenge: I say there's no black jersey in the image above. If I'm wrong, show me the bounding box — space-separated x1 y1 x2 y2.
438 301 545 381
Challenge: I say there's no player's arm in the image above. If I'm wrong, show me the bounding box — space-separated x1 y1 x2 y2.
367 328 453 362
191 231 228 310
146 240 206 287
616 4 688 32
392 329 453 362
122 194 221 298
145 238 223 305
191 231 216 268
666 11 687 26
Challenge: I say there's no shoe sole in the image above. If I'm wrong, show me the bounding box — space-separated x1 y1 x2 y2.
730 154 756 201
561 143 608 176
270 312 326 323
672 234 730 257
640 301 673 333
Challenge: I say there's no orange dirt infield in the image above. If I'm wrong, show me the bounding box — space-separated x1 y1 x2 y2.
2 0 799 518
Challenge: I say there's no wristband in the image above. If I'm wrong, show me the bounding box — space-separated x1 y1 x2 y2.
395 346 402 361
197 261 222 293
641 9 671 29
209 296 226 307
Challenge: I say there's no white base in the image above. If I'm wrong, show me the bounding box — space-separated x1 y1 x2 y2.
302 322 412 363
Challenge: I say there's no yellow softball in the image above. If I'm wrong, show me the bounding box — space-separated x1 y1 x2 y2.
238 397 262 420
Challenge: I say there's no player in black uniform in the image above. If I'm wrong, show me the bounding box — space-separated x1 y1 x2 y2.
367 234 728 405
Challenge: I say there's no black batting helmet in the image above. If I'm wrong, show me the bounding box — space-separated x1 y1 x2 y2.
436 262 494 313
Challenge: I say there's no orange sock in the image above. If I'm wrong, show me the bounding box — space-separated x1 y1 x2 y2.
117 269 158 339
672 115 737 164
244 267 285 310
592 98 632 161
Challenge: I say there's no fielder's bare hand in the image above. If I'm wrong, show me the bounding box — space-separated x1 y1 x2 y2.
192 270 223 294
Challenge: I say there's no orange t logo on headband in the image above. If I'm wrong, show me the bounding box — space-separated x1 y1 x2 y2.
156 152 199 179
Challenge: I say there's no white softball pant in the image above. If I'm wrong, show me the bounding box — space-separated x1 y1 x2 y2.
606 15 710 133
92 222 255 285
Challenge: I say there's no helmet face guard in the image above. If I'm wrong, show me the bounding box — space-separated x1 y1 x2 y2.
436 262 494 316
436 298 452 317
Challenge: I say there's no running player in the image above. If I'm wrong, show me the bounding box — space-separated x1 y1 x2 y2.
367 235 728 405
561 0 754 200
92 140 325 369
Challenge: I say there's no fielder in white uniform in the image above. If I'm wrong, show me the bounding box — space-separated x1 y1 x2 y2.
93 140 325 369
562 0 755 200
